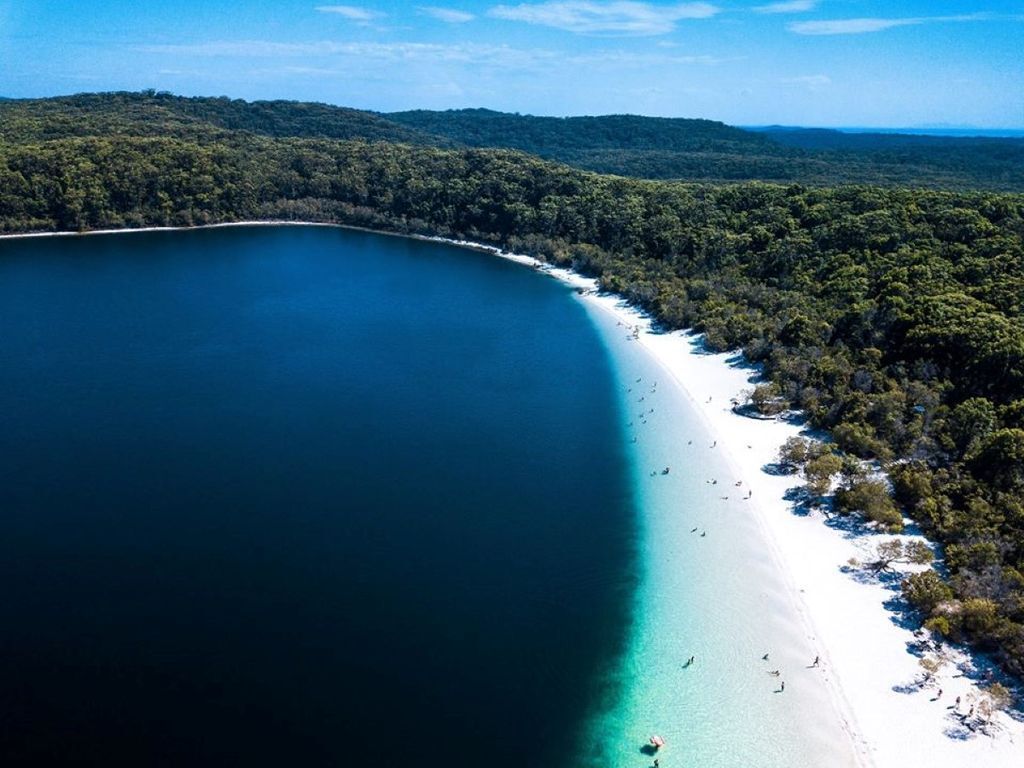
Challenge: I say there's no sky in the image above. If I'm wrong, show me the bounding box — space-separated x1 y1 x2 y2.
1 1 1022 127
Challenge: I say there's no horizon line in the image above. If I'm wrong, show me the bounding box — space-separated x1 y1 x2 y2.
3 90 1023 134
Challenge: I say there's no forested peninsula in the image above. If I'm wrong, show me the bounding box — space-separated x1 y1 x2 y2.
2 92 1024 683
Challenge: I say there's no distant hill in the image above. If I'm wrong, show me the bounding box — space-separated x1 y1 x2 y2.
385 108 1024 190
752 125 1024 151
385 108 772 154
2 92 1023 191
0 91 444 146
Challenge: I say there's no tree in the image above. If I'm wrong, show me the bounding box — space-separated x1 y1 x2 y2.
971 429 1024 490
943 397 997 459
903 570 954 613
750 382 788 415
804 452 844 497
867 539 934 572
835 477 903 530
778 436 811 468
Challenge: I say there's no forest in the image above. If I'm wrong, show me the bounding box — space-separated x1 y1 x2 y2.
1 92 1023 683
3 92 1023 190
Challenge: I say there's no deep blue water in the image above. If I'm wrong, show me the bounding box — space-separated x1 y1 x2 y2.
0 226 637 767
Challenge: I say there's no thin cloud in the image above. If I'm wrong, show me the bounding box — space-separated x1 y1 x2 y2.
420 6 476 23
789 14 988 36
569 50 734 66
754 0 815 13
781 74 831 88
489 1 720 36
135 40 557 70
133 39 730 73
315 5 383 23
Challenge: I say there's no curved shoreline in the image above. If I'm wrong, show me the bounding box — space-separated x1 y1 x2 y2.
498 261 1023 768
3 220 1021 766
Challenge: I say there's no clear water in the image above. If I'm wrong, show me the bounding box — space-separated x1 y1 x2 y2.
0 226 638 767
578 305 857 768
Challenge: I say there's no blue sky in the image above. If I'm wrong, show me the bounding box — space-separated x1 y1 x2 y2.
1 1 1021 127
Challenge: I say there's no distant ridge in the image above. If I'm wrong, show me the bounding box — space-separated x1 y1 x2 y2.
1 92 1022 190
748 125 1024 151
0 91 445 146
384 107 771 154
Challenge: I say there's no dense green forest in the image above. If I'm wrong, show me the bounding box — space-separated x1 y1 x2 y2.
388 107 1024 190
3 92 1023 190
1 92 1024 684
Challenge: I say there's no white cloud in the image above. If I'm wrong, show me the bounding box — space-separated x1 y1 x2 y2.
569 50 732 66
781 74 831 88
788 17 920 35
754 0 815 13
420 6 476 23
315 5 383 23
489 1 720 36
134 38 731 74
136 40 558 70
789 14 988 36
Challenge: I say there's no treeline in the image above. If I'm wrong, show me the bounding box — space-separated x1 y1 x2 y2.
388 108 1024 190
2 115 1024 681
2 92 1023 190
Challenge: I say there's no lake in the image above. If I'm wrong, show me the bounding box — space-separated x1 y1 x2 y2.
0 226 638 767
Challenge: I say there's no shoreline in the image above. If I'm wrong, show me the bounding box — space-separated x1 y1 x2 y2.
504 261 1023 768
5 220 1021 765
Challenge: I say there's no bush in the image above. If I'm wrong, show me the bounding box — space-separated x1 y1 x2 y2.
835 477 903 530
804 452 843 497
903 570 954 614
924 616 952 637
961 598 1001 638
750 382 788 415
834 421 892 461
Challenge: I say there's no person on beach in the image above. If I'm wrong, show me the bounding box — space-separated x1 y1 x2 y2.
780 681 785 692
936 688 943 699
812 656 819 667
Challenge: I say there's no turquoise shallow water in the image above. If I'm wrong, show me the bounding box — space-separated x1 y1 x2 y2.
575 300 857 768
